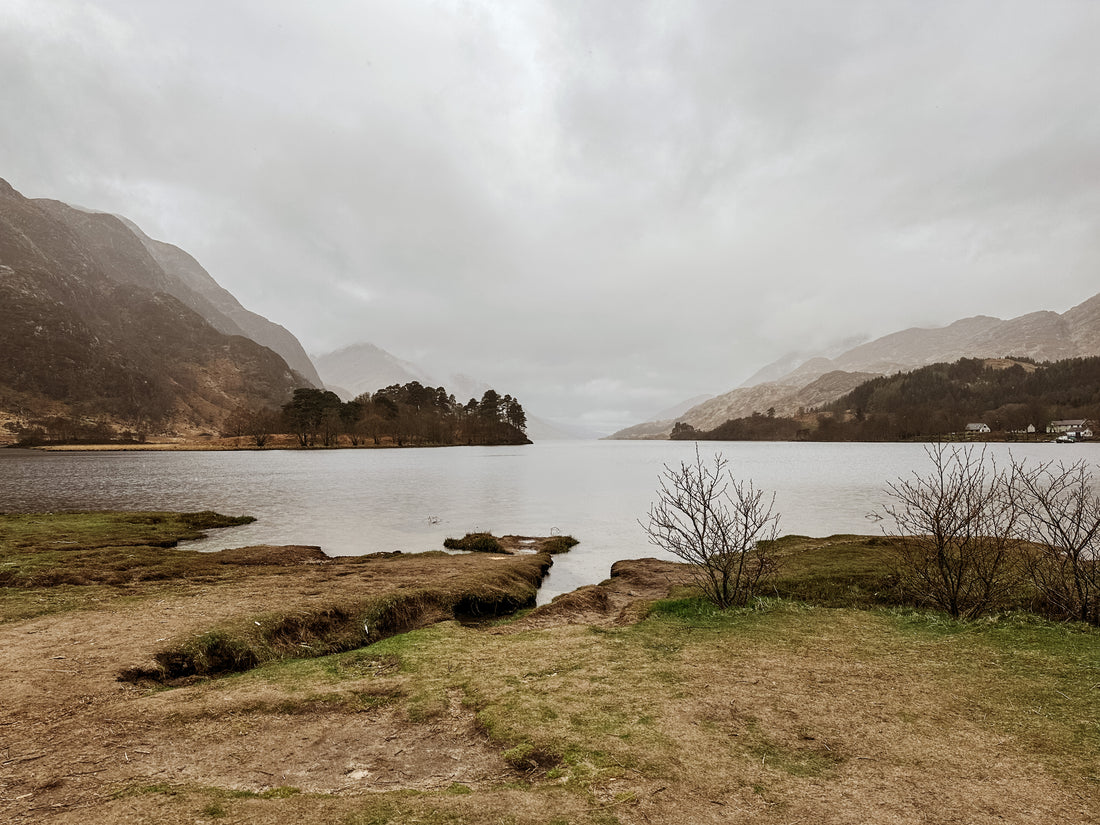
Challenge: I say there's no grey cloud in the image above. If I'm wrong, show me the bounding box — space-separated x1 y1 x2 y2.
2 1 1099 433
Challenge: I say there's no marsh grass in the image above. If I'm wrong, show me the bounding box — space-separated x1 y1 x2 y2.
885 607 1100 779
0 510 252 554
766 534 901 607
540 536 579 554
9 515 1100 822
0 511 256 621
80 594 1100 823
443 532 504 553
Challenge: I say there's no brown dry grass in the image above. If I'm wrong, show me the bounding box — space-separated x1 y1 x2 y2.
1 519 1097 824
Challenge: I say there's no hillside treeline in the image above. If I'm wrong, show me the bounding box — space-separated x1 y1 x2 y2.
673 357 1100 442
223 382 530 447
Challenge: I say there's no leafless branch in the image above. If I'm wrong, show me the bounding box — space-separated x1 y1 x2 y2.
882 443 1020 619
642 446 780 608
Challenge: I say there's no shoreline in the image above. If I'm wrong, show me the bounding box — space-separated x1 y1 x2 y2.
2 514 1097 823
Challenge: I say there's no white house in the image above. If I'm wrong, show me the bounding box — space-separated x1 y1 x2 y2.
1047 419 1093 438
965 423 991 433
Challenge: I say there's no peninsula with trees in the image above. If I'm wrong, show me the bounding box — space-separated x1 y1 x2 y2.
225 383 530 449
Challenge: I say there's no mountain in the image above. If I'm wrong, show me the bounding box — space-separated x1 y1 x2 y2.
314 343 432 400
116 217 323 387
657 370 879 434
599 394 713 441
25 200 322 387
736 335 870 388
651 394 714 422
314 341 591 440
0 178 308 437
609 291 1100 439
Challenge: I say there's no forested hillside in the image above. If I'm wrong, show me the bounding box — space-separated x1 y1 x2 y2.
672 357 1100 442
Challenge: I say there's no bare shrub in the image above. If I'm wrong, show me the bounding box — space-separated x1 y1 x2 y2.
1009 458 1100 625
883 443 1020 619
643 447 780 608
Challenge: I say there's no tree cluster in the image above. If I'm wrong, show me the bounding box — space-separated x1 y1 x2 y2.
884 444 1100 625
827 356 1100 439
671 414 805 442
222 382 529 448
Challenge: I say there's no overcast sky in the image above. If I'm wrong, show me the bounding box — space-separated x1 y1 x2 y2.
2 1 1099 433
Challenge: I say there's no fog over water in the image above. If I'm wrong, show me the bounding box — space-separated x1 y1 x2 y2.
3 440 1095 602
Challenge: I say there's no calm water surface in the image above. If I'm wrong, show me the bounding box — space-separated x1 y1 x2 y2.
1 440 1094 603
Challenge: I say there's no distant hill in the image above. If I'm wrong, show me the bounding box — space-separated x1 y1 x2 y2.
608 291 1100 440
314 341 591 441
314 343 433 400
676 356 1100 442
600 394 713 441
607 370 877 439
0 178 310 439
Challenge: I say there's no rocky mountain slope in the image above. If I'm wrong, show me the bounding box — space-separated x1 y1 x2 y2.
30 200 323 387
0 178 309 436
610 291 1100 439
118 217 323 387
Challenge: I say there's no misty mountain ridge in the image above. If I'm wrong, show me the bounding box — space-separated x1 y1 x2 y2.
314 342 434 401
314 341 594 440
736 334 871 388
609 290 1100 438
0 177 316 438
49 206 323 387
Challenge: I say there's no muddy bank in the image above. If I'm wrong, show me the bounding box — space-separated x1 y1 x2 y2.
0 514 686 823
508 557 692 629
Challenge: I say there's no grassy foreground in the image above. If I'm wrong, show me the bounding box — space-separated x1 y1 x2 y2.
0 517 1097 824
97 599 1100 824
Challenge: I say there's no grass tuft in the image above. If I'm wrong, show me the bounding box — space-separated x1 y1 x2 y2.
541 536 579 554
443 532 504 553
